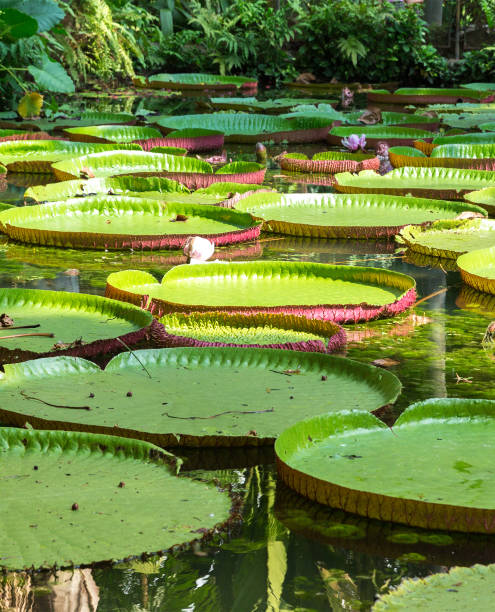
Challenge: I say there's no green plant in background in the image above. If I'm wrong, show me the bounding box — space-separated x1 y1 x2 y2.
455 46 495 82
0 0 74 104
293 0 449 84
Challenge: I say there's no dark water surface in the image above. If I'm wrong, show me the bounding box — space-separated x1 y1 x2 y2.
1 93 495 610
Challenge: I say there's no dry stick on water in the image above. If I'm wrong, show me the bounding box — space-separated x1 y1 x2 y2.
115 337 152 378
163 408 274 420
4 324 40 330
20 390 91 410
0 332 54 340
412 287 448 308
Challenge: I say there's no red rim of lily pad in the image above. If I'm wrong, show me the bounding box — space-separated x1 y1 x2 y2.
0 288 158 366
105 263 417 324
279 153 380 174
390 148 495 171
112 168 266 190
152 312 346 354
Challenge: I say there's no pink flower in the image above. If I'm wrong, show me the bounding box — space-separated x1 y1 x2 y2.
183 236 215 264
342 134 366 152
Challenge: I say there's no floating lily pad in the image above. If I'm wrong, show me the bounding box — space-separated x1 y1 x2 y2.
155 128 225 152
51 151 266 188
427 102 495 114
334 167 495 201
344 110 440 130
458 245 495 295
462 83 495 91
105 261 416 323
0 347 400 447
0 111 137 133
441 113 495 129
0 163 6 176
373 564 495 611
432 131 495 146
368 87 486 104
0 427 232 570
0 140 142 173
24 176 188 202
154 113 331 144
134 72 257 91
208 97 335 113
327 125 433 148
390 143 495 170
397 219 495 260
0 287 153 364
0 196 261 250
480 122 495 131
155 312 346 353
276 398 495 532
234 192 478 240
464 187 495 214
278 151 379 174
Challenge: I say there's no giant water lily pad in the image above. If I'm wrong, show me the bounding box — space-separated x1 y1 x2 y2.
432 131 495 146
390 144 495 170
368 87 486 104
155 312 346 353
458 246 495 295
397 219 495 260
0 288 153 364
105 262 416 323
0 111 137 133
208 97 335 113
344 110 440 130
373 564 495 611
276 398 495 532
0 196 261 250
441 113 495 129
135 72 257 91
51 151 265 188
24 175 188 202
327 126 433 147
464 187 495 214
0 427 232 570
334 167 495 201
63 125 223 153
233 192 480 239
0 347 400 447
154 113 331 143
278 151 379 174
0 140 142 173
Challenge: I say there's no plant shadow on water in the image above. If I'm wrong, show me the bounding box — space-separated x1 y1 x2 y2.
2 96 495 610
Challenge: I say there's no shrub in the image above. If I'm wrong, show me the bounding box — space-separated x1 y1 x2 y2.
294 0 449 84
454 46 495 82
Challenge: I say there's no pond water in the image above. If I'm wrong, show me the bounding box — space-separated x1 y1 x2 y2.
2 91 495 610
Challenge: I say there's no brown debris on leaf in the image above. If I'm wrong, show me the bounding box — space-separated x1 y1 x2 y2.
482 321 495 344
170 214 188 222
80 167 95 179
359 107 382 125
51 337 85 351
295 72 316 84
372 358 400 368
455 211 485 220
0 313 14 327
64 268 80 276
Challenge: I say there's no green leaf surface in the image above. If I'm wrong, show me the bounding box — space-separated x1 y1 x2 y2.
0 0 64 32
0 347 401 445
442 113 495 129
0 287 151 353
107 261 415 308
0 427 231 570
398 219 495 259
480 122 495 132
432 132 495 146
234 192 479 232
28 57 75 94
24 176 188 202
159 312 339 348
276 399 495 531
0 6 37 39
64 125 162 143
373 564 495 611
209 98 333 113
334 167 495 194
462 83 495 91
145 73 254 87
428 103 495 113
155 113 331 136
431 143 495 159
0 141 142 168
52 150 214 179
394 87 485 99
344 111 439 126
458 245 495 282
0 196 259 245
329 126 433 139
